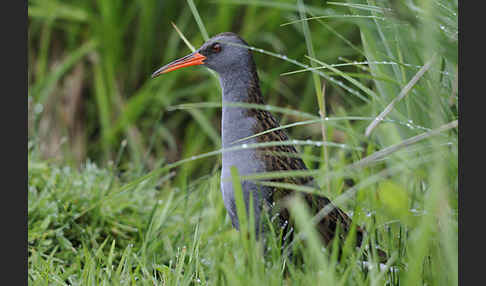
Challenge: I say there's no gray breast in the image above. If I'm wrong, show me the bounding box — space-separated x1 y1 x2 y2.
220 108 272 232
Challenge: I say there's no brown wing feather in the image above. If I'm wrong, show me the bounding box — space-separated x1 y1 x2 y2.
249 108 364 248
239 71 386 260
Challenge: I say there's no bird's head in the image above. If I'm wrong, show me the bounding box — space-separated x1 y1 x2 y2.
151 32 254 77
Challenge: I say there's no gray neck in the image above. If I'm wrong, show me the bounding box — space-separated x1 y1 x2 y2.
218 66 270 233
219 69 261 148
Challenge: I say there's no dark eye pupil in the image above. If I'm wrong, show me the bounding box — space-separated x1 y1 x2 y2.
212 44 221 52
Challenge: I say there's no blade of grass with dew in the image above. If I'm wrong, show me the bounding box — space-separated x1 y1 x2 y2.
306 55 377 101
168 101 319 120
311 153 436 236
281 61 398 82
345 4 401 104
365 55 436 137
298 0 331 196
241 144 444 209
327 1 392 14
282 70 398 85
73 138 358 219
171 97 429 137
354 120 457 168
298 0 322 111
281 14 386 27
221 40 368 101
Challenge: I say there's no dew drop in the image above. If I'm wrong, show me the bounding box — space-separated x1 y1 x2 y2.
34 103 44 114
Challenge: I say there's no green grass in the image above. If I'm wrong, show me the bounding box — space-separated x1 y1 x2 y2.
28 0 457 285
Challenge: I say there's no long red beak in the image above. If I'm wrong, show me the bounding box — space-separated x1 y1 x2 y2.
151 52 206 78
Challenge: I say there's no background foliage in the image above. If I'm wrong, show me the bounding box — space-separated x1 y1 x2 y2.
28 0 458 285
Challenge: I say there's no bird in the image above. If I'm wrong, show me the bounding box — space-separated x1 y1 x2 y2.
152 32 386 261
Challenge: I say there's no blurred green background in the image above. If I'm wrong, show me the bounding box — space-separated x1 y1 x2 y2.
28 0 458 284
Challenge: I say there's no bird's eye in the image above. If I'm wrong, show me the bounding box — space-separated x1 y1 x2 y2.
212 43 221 53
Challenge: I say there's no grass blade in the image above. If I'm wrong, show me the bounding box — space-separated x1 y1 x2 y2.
187 0 209 40
365 55 437 137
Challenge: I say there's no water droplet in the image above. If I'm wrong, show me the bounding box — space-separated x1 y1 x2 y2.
34 103 44 114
